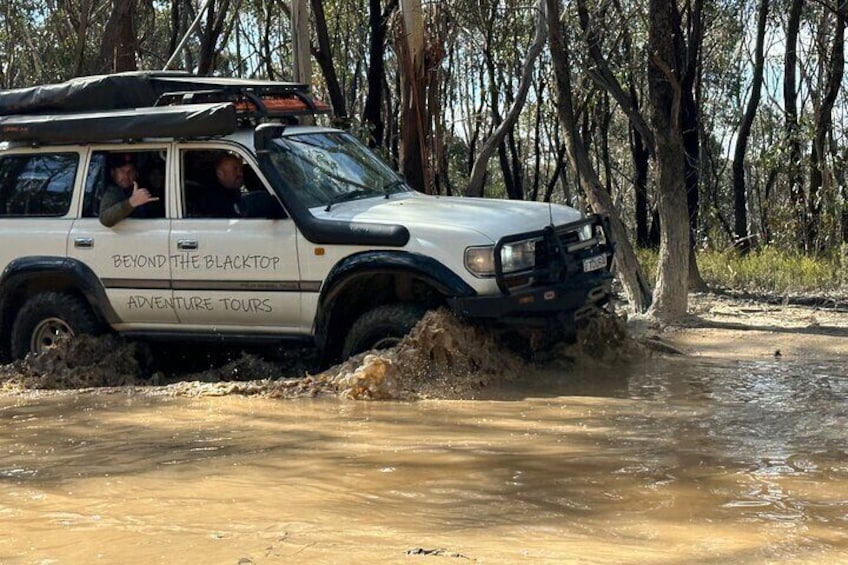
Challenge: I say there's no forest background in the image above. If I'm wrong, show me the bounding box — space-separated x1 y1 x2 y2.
0 0 845 322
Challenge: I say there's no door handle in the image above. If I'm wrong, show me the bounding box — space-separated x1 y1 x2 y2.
74 237 94 249
177 239 199 250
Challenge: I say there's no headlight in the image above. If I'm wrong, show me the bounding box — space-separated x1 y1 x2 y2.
465 239 538 277
465 246 495 276
501 239 537 273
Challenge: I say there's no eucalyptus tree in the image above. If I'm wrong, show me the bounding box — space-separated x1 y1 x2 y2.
311 0 347 119
646 0 691 320
1 1 99 85
569 0 708 292
546 0 653 313
362 0 398 149
730 0 769 253
98 1 142 72
692 0 744 246
783 0 806 244
466 0 546 200
807 0 846 249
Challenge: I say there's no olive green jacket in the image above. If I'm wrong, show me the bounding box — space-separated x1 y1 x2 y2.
98 183 134 227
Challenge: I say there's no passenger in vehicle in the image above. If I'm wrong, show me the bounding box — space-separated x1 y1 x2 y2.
195 153 244 218
99 153 161 227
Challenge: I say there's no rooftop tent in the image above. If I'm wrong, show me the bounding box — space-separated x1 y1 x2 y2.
0 103 238 144
0 71 320 116
0 71 331 143
0 71 192 115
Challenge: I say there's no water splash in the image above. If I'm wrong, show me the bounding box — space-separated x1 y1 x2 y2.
0 309 645 400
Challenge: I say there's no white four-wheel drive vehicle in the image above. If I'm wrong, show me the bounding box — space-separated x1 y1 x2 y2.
0 71 613 364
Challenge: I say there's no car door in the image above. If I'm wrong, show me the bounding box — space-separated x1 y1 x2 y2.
169 145 304 332
68 146 176 327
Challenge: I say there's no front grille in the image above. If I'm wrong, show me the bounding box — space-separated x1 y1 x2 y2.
534 227 580 278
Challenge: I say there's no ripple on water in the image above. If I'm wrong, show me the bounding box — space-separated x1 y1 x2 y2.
1 315 848 563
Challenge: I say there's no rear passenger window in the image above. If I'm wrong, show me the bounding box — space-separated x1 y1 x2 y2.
83 150 167 219
0 153 77 216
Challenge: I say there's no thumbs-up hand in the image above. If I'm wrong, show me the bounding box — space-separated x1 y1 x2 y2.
128 181 160 208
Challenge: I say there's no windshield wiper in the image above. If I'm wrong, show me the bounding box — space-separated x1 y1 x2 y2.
325 189 371 211
382 178 406 198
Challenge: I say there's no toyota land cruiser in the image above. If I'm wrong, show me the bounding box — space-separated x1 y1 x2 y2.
0 71 613 364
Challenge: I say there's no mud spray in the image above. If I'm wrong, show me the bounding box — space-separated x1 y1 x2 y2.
0 309 652 399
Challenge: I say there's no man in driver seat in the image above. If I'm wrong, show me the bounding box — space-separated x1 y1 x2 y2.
197 153 244 218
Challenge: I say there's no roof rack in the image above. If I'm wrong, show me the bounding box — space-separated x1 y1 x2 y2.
153 83 332 120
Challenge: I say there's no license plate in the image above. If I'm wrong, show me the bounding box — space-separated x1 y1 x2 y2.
583 255 606 272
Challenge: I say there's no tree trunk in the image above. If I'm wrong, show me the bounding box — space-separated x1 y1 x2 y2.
292 0 311 84
575 0 655 154
759 168 778 244
646 0 689 321
681 0 707 291
397 0 428 192
261 2 275 78
467 97 485 177
72 0 94 76
546 0 652 314
631 117 651 247
531 78 545 201
310 0 347 120
98 1 138 73
543 144 568 203
197 0 231 75
840 146 848 243
808 1 846 250
432 49 449 196
168 0 181 59
784 0 806 248
731 0 769 253
363 0 397 149
597 93 614 199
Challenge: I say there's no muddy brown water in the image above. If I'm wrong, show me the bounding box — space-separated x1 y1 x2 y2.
1 317 847 563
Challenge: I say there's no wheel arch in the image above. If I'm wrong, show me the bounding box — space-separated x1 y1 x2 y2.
313 250 476 363
0 256 118 352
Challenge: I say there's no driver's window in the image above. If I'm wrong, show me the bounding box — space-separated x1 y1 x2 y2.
181 149 285 219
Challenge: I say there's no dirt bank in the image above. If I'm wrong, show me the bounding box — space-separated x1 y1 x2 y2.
654 293 848 360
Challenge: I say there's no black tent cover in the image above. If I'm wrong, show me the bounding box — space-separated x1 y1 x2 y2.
0 71 308 143
0 70 308 115
0 103 238 144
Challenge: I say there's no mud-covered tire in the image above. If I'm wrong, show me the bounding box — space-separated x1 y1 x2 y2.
342 303 427 359
11 292 101 359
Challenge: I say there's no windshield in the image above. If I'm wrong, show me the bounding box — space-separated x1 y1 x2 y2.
268 131 410 209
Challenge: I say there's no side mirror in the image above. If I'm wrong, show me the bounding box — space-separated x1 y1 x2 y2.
254 123 286 154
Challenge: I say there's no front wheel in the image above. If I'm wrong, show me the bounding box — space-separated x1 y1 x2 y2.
341 303 427 359
11 292 102 359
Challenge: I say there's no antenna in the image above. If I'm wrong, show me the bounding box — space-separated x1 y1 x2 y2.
547 196 554 227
